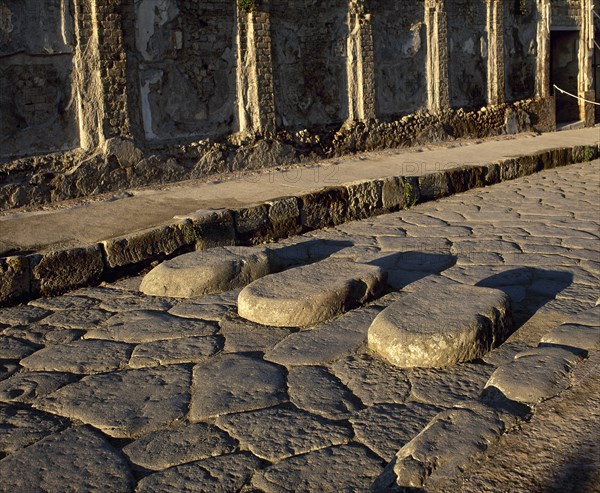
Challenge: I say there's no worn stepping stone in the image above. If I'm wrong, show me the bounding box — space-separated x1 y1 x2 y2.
238 260 386 327
368 283 512 368
0 426 134 493
38 365 191 438
189 354 287 420
140 246 279 298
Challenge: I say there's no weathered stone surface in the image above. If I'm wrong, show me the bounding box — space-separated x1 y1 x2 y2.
0 256 32 304
38 365 191 438
350 403 441 461
0 403 70 455
20 340 133 374
330 353 410 406
98 295 174 313
84 310 218 343
287 365 362 419
217 407 352 461
568 305 600 327
32 245 104 296
42 309 113 329
299 187 349 230
123 422 237 471
418 172 451 201
481 340 532 367
3 324 84 346
185 210 236 250
0 305 50 325
219 316 295 353
265 308 379 366
377 236 452 255
29 295 99 311
141 246 279 298
232 204 273 243
239 260 386 327
0 336 37 359
0 361 19 382
268 197 302 237
485 346 583 405
540 323 600 353
368 283 512 368
252 444 384 492
190 354 287 420
0 426 135 493
129 336 222 368
0 372 77 404
373 405 505 491
168 302 230 321
136 453 261 493
346 180 383 220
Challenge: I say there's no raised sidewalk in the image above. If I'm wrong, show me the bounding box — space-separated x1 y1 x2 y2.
1 127 598 305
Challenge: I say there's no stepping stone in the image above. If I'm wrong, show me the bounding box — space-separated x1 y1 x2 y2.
140 246 280 298
368 283 512 368
238 260 386 327
0 427 134 493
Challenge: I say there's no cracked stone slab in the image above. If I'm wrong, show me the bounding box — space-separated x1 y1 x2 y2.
251 444 384 492
216 407 352 461
330 353 410 406
84 310 218 343
140 246 279 298
264 308 380 366
349 402 442 461
190 354 287 420
0 306 51 325
0 360 19 382
0 426 134 493
38 365 191 438
98 295 175 313
0 403 70 455
540 323 600 353
135 452 262 493
219 316 295 353
128 336 222 368
122 422 237 471
21 340 133 374
485 346 584 406
29 296 100 311
238 260 386 327
287 365 362 419
41 309 113 330
168 302 231 321
369 283 512 368
2 324 84 346
567 305 600 327
0 336 37 360
0 372 77 404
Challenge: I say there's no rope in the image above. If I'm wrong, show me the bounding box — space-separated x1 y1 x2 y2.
553 84 600 106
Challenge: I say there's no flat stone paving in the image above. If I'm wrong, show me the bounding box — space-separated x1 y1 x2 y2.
0 161 598 492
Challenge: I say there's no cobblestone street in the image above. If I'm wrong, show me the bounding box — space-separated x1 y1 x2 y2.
1 161 599 492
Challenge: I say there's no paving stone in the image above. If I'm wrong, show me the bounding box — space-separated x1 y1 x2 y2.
485 346 583 406
238 260 386 327
122 422 237 471
450 239 521 256
481 341 533 367
0 361 19 382
183 289 240 306
219 316 295 353
141 246 279 298
0 372 77 404
99 295 175 313
409 363 496 407
0 336 37 359
265 308 380 366
376 236 452 255
287 365 362 419
252 444 384 492
567 305 600 327
135 452 261 493
168 302 231 321
330 353 410 406
84 310 218 343
189 354 287 420
349 402 442 461
217 407 352 461
0 403 70 455
399 274 458 292
537 297 595 316
0 426 135 493
368 283 512 368
20 340 133 374
129 336 222 368
41 309 113 330
0 305 51 325
38 365 191 438
29 295 99 311
540 323 600 353
2 324 84 346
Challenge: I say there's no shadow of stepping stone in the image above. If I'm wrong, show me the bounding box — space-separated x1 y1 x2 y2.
368 283 512 368
238 260 386 327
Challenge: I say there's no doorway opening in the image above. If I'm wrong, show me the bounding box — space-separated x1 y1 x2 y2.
551 30 580 125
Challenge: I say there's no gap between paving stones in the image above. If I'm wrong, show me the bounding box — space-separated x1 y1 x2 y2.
1 144 599 307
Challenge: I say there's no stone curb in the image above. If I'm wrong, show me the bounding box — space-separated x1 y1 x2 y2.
1 143 598 307
371 306 599 492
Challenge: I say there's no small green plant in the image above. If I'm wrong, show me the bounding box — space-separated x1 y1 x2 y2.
402 180 418 209
239 0 256 13
583 145 594 163
518 0 527 16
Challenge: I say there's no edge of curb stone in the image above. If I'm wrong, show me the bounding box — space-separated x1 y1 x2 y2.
1 143 599 306
370 306 600 493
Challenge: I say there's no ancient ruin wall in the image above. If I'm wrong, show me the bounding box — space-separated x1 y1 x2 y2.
0 0 595 211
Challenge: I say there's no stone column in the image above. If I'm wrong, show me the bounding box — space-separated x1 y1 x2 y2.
486 0 505 105
579 0 595 125
346 0 376 122
235 0 276 136
425 0 450 112
535 0 551 98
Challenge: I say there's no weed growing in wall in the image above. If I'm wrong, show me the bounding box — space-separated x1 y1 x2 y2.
239 0 256 13
402 180 418 209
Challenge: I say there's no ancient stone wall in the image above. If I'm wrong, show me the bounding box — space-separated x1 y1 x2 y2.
0 0 595 211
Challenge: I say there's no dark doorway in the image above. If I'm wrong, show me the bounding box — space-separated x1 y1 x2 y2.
551 30 580 124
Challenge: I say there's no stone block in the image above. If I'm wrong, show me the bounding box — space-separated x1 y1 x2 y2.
185 210 236 249
299 187 349 230
418 172 450 201
0 255 34 305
